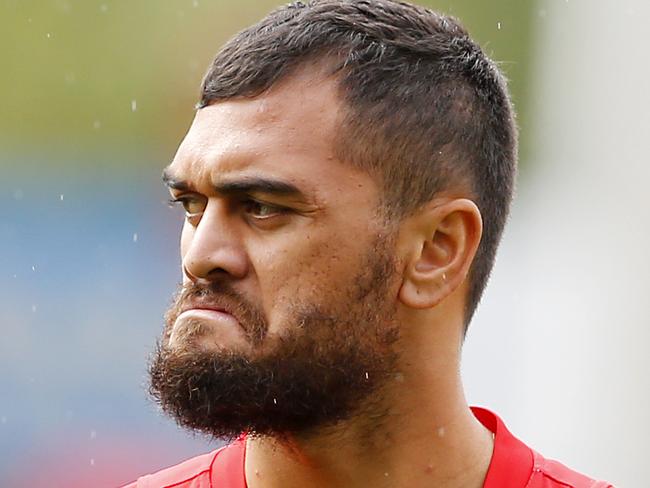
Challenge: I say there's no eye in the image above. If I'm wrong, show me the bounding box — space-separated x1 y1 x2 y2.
168 195 206 217
243 199 285 219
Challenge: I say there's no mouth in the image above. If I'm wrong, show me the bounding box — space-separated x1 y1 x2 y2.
182 305 231 315
170 301 246 348
180 298 237 319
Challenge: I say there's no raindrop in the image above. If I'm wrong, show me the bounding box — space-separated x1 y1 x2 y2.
32 304 37 313
100 4 108 12
132 233 138 243
60 194 64 201
193 0 199 6
90 430 97 439
31 265 37 272
46 33 51 39
90 458 95 466
131 99 137 112
273 398 277 405
93 120 101 129
364 371 369 380
497 22 501 30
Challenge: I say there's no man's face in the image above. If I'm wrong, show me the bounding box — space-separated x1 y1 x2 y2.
149 71 403 439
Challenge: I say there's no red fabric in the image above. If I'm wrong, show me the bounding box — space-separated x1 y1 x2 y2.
123 408 613 487
471 407 613 487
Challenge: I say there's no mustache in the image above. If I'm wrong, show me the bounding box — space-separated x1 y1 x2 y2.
165 281 268 344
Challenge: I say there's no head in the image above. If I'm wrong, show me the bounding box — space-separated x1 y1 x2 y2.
149 0 517 440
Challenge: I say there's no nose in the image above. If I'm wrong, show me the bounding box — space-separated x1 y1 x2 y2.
181 201 249 283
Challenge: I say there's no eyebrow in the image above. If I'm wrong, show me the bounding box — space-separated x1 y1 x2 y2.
162 168 309 201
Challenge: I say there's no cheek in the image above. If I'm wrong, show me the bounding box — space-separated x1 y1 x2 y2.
257 237 359 328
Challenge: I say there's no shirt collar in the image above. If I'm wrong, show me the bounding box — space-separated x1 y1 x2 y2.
215 409 534 488
471 406 534 488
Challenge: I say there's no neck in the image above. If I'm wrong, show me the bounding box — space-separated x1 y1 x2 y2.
245 350 494 488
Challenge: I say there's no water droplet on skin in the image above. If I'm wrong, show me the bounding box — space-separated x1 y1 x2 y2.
132 233 138 243
437 426 445 437
131 99 137 112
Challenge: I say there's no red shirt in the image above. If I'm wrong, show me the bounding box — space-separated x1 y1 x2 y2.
123 408 613 488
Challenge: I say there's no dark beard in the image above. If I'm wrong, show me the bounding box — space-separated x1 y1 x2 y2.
148 233 400 441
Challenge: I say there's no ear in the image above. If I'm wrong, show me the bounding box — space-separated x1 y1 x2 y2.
398 198 483 309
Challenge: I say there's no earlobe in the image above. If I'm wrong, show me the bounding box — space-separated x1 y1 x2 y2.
398 198 482 310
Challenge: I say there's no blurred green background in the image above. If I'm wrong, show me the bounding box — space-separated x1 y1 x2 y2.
1 0 533 164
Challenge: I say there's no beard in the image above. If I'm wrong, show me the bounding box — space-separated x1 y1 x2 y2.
148 233 401 441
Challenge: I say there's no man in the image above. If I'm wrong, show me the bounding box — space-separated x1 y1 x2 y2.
125 1 612 487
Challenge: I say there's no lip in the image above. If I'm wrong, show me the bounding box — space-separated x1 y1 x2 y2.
170 308 245 347
182 305 230 314
180 299 236 318
177 308 238 321
176 298 244 332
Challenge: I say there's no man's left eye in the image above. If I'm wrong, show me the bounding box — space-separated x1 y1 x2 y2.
244 200 284 218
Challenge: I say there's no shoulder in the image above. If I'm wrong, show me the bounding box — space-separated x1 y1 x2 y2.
528 451 614 488
121 448 224 488
471 407 614 488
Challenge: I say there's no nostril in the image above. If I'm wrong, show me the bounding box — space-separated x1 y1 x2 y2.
183 263 232 284
182 264 201 283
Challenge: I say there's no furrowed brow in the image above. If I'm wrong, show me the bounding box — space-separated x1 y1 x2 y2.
213 177 306 200
162 168 309 202
162 168 192 191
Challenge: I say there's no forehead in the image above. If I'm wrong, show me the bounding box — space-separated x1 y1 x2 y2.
168 69 365 196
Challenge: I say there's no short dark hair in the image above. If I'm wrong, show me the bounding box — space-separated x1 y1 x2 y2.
198 0 518 329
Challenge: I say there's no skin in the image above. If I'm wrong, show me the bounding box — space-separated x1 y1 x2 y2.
164 66 493 488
